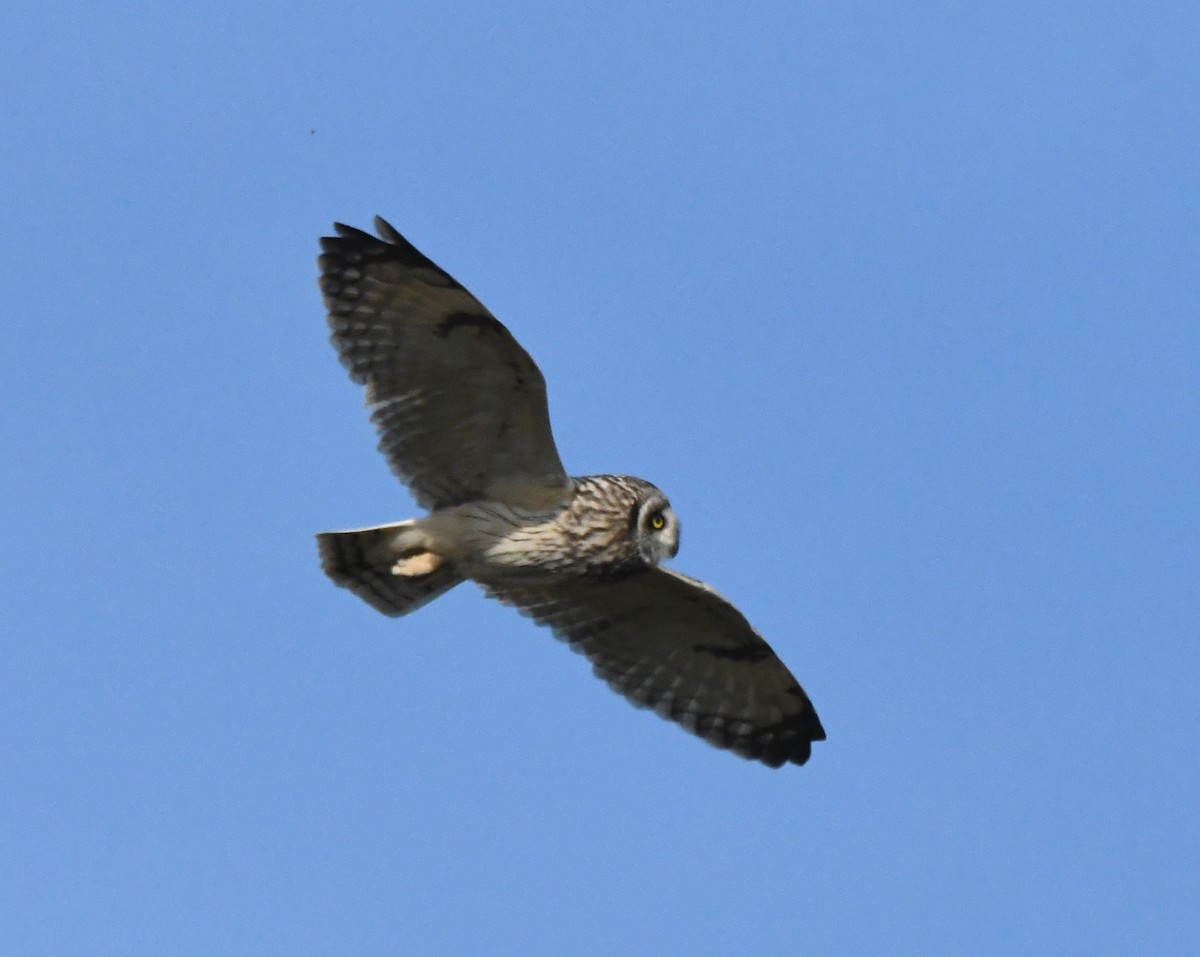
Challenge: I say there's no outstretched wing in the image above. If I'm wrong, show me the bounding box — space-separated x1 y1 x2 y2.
482 567 825 767
318 217 568 509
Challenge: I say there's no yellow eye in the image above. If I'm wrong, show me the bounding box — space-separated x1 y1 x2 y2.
650 513 666 531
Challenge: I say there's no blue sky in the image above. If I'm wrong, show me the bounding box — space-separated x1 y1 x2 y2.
2 2 1197 954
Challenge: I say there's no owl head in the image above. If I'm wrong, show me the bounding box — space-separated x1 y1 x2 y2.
633 487 680 564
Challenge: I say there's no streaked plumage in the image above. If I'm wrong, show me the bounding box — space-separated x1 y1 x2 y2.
316 217 825 767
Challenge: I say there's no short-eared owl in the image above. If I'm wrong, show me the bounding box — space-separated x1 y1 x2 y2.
316 217 825 768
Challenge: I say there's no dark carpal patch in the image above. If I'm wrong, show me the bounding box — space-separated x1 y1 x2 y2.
692 641 772 663
434 311 507 339
506 360 530 392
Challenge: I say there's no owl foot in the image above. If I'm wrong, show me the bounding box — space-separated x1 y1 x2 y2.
391 550 443 577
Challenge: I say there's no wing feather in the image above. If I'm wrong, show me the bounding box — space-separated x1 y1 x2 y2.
482 567 825 767
318 218 568 509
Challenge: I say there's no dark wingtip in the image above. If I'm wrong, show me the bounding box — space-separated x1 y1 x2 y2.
762 705 826 768
373 215 404 243
331 221 377 241
809 709 827 743
787 741 813 767
319 215 453 279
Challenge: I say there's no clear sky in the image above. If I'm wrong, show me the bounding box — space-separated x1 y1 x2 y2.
2 2 1197 954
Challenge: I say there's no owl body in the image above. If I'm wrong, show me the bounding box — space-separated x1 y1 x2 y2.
392 474 678 583
315 217 826 768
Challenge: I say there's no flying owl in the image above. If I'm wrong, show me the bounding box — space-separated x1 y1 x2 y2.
316 217 826 768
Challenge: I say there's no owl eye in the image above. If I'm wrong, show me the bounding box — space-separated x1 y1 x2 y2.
649 512 666 531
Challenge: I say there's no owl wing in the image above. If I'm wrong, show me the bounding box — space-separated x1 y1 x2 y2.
481 567 825 767
319 218 568 510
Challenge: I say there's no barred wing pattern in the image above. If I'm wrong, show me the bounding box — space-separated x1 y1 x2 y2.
319 218 567 509
482 567 826 767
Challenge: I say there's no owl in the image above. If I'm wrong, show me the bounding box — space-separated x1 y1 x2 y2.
316 217 826 768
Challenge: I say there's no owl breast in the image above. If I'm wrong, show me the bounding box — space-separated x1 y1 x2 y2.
426 484 642 582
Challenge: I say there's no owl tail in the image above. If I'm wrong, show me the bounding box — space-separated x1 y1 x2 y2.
316 522 464 617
